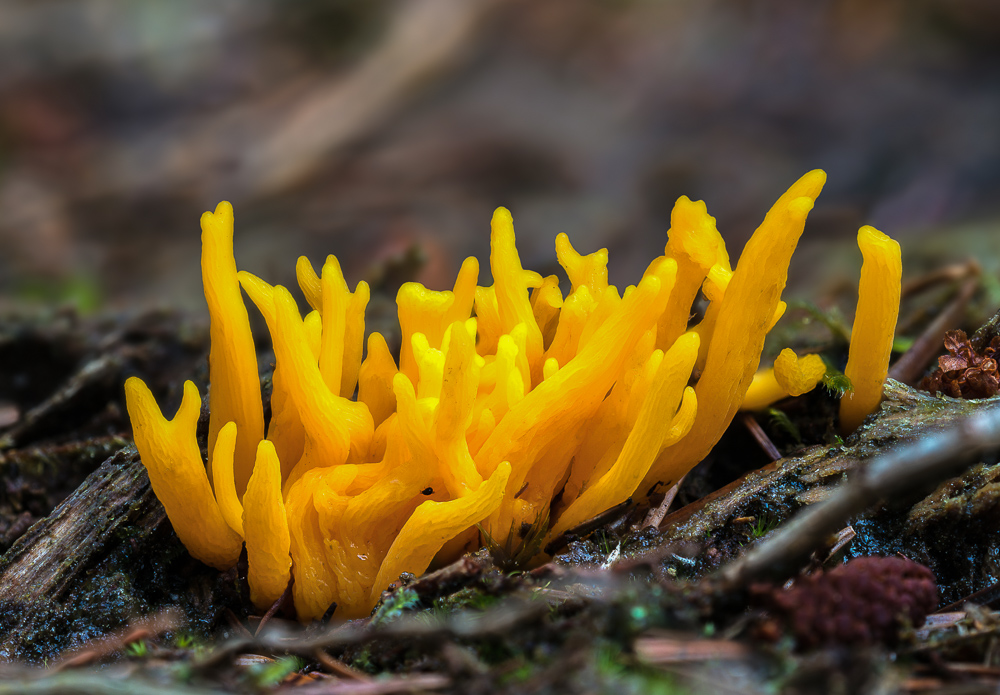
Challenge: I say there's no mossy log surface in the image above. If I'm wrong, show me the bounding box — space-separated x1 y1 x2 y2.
582 380 1000 604
0 446 240 662
0 310 235 662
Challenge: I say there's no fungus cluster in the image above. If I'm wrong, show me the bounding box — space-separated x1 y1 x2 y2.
125 170 901 620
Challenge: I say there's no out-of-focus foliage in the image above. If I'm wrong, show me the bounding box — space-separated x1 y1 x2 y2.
0 0 998 314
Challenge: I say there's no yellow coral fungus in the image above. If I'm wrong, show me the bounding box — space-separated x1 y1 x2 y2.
839 225 902 433
244 440 291 607
201 203 265 497
125 169 905 621
741 348 827 411
125 379 242 570
639 169 827 493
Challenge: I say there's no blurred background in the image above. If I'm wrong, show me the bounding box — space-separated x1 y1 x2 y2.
1 0 999 314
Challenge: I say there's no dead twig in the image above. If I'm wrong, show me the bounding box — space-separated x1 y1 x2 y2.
717 399 1000 591
936 580 1000 613
890 275 980 385
0 352 127 450
54 609 185 670
399 555 486 609
313 649 373 681
191 596 553 670
0 672 218 695
224 608 254 640
254 580 293 637
294 674 451 694
972 305 1000 352
741 413 782 462
641 478 684 530
900 261 979 299
635 635 753 664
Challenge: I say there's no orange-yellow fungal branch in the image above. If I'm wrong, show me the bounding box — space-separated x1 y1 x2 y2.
556 233 609 298
201 202 264 496
641 169 827 492
547 331 699 540
741 348 827 411
657 197 727 350
125 169 903 621
490 207 545 385
370 460 511 610
774 349 827 397
244 440 291 609
839 225 902 433
125 379 242 570
211 422 243 536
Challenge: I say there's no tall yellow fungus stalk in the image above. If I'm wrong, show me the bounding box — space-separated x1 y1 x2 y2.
124 171 899 621
839 225 902 433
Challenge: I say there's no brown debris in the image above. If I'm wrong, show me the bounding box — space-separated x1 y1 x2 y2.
53 609 185 670
889 274 979 386
752 557 937 650
921 330 1000 399
635 635 752 664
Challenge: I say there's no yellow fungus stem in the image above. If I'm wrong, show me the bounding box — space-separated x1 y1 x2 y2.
547 331 699 541
125 378 242 569
656 196 727 350
370 461 511 612
211 421 244 537
642 169 826 492
201 202 264 497
490 207 545 386
358 332 399 430
244 440 292 609
839 225 901 433
555 233 609 298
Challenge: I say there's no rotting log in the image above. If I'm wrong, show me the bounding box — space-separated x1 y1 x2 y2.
604 380 1000 604
0 446 239 662
0 436 131 554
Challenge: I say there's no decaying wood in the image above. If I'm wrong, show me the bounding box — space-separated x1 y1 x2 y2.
0 448 158 658
719 391 1000 591
0 447 150 599
0 353 128 450
972 305 1000 352
610 380 1000 605
654 381 988 542
0 447 239 662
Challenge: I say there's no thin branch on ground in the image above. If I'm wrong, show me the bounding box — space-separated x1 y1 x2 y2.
642 478 683 530
740 414 782 462
890 275 979 385
717 400 1000 591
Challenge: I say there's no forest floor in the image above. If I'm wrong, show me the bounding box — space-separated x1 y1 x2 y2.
0 247 1000 694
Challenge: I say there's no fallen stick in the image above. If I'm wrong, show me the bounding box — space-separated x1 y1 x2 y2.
717 396 1000 591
